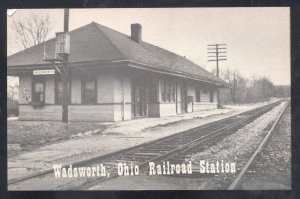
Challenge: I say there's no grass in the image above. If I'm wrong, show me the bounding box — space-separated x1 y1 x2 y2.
7 120 108 157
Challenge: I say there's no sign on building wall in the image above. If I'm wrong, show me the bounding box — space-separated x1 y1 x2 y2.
33 69 55 75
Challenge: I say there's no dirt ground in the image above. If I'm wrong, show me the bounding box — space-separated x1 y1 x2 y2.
7 121 108 157
7 108 235 158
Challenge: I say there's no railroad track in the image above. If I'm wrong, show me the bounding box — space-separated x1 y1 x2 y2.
227 100 290 190
8 100 286 190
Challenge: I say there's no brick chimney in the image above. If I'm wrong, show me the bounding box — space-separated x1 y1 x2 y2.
131 23 142 44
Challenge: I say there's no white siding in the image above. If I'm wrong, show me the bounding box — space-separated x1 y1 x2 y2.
71 73 81 104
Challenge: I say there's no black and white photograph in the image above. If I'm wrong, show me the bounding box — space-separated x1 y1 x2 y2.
6 8 291 190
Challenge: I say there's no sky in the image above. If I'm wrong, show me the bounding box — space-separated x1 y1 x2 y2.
7 8 290 85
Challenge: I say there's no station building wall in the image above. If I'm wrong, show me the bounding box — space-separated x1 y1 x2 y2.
18 69 130 121
17 69 219 122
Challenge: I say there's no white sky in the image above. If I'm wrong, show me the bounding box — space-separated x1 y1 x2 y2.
7 8 290 85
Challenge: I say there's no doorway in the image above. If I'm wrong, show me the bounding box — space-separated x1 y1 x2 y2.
132 78 148 118
180 83 187 113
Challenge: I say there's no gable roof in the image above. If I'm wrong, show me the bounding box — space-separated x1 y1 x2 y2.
8 22 228 86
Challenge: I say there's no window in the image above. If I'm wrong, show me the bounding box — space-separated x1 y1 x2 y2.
165 81 170 102
34 83 44 93
195 88 201 102
149 81 158 103
55 76 71 104
160 81 165 102
160 80 176 102
170 82 176 102
82 78 97 104
209 90 214 102
32 78 45 103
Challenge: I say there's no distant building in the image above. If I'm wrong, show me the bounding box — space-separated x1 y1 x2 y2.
7 22 230 121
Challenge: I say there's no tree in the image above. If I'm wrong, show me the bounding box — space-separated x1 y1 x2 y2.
275 85 290 98
221 69 241 104
7 85 19 101
13 13 52 50
259 77 275 99
248 76 275 102
219 69 278 104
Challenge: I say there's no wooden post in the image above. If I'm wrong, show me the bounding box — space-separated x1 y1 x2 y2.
216 44 220 108
62 9 69 123
207 43 227 109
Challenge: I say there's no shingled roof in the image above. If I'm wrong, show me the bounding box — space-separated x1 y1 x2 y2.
8 22 228 86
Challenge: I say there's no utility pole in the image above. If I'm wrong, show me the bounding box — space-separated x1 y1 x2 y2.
207 44 227 108
62 9 69 123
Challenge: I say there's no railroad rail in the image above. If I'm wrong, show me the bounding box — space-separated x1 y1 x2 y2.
227 100 290 190
8 99 286 190
82 100 286 190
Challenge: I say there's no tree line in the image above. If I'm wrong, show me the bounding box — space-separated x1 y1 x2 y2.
219 69 290 105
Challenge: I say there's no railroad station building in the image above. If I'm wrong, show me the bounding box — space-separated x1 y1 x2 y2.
7 22 229 122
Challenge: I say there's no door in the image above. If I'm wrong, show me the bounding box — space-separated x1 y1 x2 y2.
133 86 147 117
134 87 142 117
209 89 214 102
180 83 187 113
32 78 45 103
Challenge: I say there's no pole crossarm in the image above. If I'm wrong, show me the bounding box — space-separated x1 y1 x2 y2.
208 44 227 46
208 59 227 61
207 43 228 109
207 47 227 50
208 55 227 57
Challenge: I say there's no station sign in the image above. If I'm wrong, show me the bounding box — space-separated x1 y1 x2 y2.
33 69 55 75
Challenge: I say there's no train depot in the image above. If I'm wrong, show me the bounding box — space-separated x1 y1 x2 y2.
8 22 229 122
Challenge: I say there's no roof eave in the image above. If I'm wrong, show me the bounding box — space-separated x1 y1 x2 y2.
127 60 230 88
7 59 231 88
7 59 130 75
